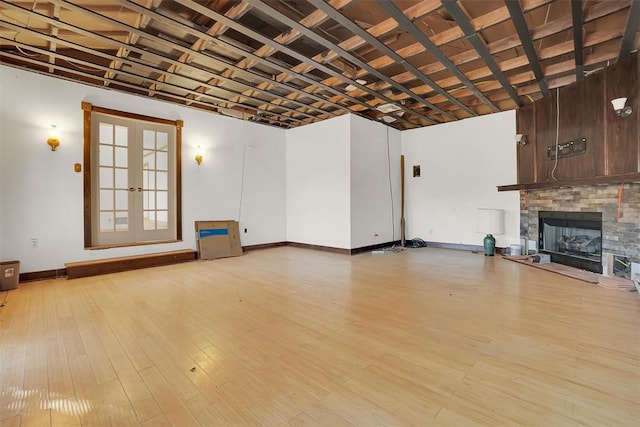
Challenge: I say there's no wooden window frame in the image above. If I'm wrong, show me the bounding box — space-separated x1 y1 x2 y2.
82 102 183 249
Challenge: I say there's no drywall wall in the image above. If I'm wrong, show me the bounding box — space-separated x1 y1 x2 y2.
402 111 520 248
285 115 351 249
0 65 523 273
350 116 402 248
0 65 286 273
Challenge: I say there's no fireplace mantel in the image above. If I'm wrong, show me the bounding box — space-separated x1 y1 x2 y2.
498 172 640 192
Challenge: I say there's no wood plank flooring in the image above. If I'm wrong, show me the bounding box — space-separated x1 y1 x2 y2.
1 247 638 426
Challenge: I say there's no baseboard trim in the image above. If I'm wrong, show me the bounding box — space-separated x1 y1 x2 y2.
350 241 402 255
243 241 402 256
286 241 351 255
427 241 505 254
20 268 68 283
65 249 196 279
242 242 288 252
22 241 503 282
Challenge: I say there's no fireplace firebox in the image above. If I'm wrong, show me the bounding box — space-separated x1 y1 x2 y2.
538 211 602 273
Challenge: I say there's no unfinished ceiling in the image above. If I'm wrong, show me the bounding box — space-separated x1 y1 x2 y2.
1 0 638 129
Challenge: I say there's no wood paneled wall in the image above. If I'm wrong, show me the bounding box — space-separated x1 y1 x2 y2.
516 53 638 185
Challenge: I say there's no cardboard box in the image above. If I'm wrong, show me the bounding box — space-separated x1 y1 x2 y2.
0 260 20 291
195 221 242 260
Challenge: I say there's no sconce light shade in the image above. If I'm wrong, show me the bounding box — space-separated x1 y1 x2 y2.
477 208 504 256
611 97 632 118
515 133 526 146
47 125 60 151
195 146 203 165
611 97 627 110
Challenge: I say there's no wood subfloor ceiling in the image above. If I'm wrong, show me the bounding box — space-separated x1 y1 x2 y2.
0 247 638 426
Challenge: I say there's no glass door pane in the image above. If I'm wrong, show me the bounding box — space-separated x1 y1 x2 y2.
98 122 129 233
141 129 170 231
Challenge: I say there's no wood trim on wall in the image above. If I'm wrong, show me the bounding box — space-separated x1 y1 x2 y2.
81 102 183 248
498 172 640 191
82 103 181 126
242 242 288 252
82 103 92 248
285 242 351 255
176 120 183 241
65 249 196 279
19 268 68 283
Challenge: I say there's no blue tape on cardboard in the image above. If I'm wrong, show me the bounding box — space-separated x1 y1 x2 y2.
199 228 229 239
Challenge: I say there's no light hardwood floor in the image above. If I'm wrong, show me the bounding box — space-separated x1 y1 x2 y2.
1 247 638 426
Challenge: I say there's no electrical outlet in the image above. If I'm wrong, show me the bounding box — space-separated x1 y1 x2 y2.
31 238 39 249
244 228 247 233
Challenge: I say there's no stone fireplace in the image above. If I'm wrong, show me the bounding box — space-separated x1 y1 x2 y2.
520 183 640 272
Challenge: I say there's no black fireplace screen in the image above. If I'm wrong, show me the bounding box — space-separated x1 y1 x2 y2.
538 211 602 273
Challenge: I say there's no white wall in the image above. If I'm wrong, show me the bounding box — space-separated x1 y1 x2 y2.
285 115 351 249
0 66 286 273
350 116 402 248
1 65 523 273
402 111 520 248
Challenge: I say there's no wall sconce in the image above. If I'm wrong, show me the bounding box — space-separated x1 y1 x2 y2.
611 97 632 118
515 134 526 146
195 146 203 165
47 125 60 151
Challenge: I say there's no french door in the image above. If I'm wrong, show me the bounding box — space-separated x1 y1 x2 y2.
91 113 176 246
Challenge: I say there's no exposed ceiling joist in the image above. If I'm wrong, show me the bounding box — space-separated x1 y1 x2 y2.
375 0 497 115
246 0 443 124
44 0 346 122
505 0 550 95
172 0 427 127
618 0 640 60
0 0 635 129
441 0 523 108
307 0 459 121
571 0 584 81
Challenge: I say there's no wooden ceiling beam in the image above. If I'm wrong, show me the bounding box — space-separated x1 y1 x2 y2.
258 0 441 125
288 0 448 123
571 0 584 81
102 0 161 87
618 0 640 60
430 0 553 47
307 0 458 121
174 0 375 115
516 52 618 98
0 10 323 124
338 0 623 113
401 28 623 106
150 1 251 102
375 0 496 114
0 49 301 125
505 0 549 96
357 0 628 105
51 0 335 120
441 0 522 107
22 0 343 121
174 0 425 128
248 0 441 125
47 3 60 74
212 1 334 119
